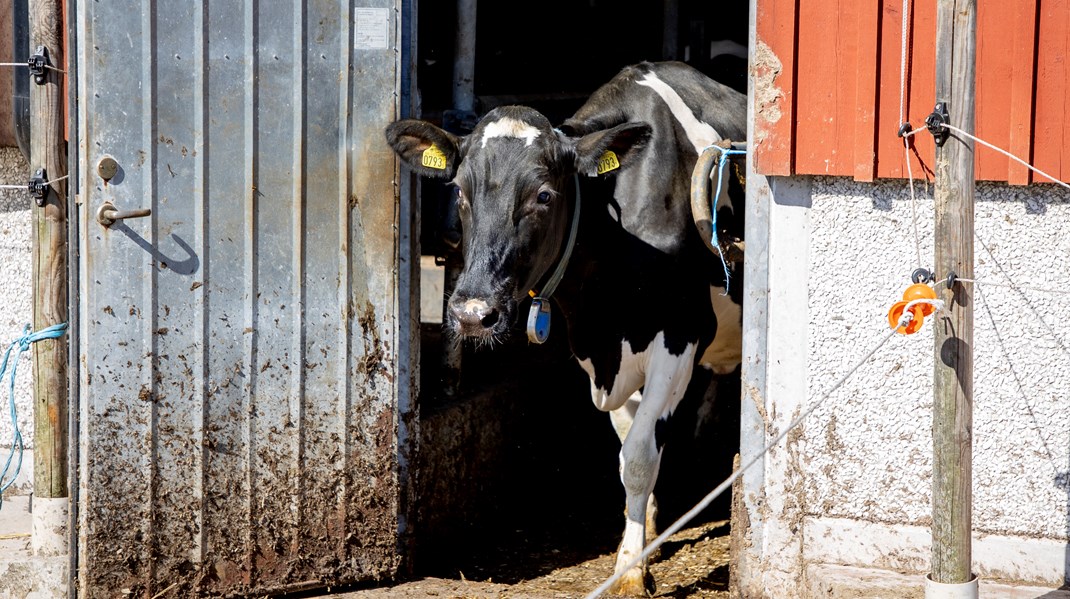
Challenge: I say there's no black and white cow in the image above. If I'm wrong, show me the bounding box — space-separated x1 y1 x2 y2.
386 60 746 595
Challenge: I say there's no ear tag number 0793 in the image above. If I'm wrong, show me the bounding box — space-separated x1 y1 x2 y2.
596 150 620 175
422 144 447 170
526 297 552 344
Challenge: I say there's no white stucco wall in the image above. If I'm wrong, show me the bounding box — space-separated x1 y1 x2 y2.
804 174 1065 539
0 146 34 494
735 169 1070 596
799 175 1070 584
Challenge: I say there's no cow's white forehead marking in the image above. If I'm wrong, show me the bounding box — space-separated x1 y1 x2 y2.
481 117 541 147
636 72 722 151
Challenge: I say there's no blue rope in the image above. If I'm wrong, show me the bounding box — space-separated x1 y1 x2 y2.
0 323 68 501
705 145 746 295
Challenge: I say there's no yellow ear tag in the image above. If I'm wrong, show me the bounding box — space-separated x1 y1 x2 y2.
421 144 448 170
596 150 620 175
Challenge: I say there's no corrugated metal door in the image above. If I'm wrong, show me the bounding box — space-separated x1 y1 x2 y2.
75 1 413 596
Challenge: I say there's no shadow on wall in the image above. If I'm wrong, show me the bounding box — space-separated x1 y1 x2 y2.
868 179 1056 215
973 234 1070 589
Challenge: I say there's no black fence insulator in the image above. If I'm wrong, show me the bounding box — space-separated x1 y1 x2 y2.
28 46 51 85
945 271 958 290
912 268 935 284
28 169 48 206
926 103 950 147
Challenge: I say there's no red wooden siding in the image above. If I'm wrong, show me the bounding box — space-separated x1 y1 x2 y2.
753 0 798 174
754 0 1069 184
1034 0 1069 183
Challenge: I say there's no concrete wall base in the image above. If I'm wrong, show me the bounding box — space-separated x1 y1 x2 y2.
807 564 1070 599
0 553 68 599
0 497 67 598
31 497 67 557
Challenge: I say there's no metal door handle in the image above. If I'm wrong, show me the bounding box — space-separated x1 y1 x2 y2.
97 202 151 227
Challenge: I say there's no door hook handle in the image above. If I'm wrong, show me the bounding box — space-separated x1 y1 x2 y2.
97 202 151 228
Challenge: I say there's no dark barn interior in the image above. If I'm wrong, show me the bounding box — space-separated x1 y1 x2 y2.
411 0 751 581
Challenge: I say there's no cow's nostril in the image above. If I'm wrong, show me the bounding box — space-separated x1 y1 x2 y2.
480 310 499 328
449 297 499 333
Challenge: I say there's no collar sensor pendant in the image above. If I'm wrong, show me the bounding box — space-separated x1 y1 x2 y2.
526 298 551 344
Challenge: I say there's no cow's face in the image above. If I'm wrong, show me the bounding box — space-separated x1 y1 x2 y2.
386 106 650 342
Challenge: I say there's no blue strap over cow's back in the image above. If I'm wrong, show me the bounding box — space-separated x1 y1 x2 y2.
705 145 745 295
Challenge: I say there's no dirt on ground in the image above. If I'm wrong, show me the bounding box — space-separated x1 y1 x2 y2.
328 519 731 599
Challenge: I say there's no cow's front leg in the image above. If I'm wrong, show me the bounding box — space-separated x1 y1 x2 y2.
610 431 663 597
609 340 696 596
609 396 662 556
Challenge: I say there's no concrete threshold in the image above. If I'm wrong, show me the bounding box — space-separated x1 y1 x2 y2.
0 496 68 599
808 564 1070 599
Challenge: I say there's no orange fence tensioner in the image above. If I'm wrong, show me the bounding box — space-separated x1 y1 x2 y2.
887 282 938 334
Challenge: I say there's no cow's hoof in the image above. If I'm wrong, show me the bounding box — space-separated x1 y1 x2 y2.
607 568 654 597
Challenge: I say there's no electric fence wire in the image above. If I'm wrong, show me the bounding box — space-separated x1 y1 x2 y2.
941 123 1070 193
0 62 66 73
0 174 69 191
898 0 912 130
896 0 926 270
949 277 1070 296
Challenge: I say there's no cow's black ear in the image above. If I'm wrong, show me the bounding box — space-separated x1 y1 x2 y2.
384 119 463 179
572 122 651 177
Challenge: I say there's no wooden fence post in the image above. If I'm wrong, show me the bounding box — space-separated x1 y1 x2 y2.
931 0 975 587
29 0 69 556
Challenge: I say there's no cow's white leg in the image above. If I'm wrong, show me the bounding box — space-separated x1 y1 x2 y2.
609 338 696 596
609 394 661 551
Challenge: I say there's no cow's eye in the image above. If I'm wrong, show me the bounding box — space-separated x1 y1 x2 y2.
536 191 552 204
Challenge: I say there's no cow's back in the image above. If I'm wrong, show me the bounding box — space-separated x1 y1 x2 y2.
561 61 746 258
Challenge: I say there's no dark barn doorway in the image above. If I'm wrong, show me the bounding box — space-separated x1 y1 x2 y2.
411 0 750 582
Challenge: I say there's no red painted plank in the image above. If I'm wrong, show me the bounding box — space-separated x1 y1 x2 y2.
1034 0 1069 183
906 0 936 181
794 0 847 175
875 0 905 180
975 3 1015 181
1005 1 1039 184
754 0 798 176
853 1 882 181
876 0 938 181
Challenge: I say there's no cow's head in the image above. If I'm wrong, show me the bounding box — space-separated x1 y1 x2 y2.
386 106 650 342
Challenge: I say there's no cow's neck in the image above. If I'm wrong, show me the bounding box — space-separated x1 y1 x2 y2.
547 174 707 359
547 176 619 339
530 175 582 301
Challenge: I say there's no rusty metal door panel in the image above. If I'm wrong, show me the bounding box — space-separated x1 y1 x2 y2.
76 1 410 596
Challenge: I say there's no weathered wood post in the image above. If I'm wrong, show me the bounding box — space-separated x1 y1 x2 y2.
29 0 69 557
930 0 976 593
